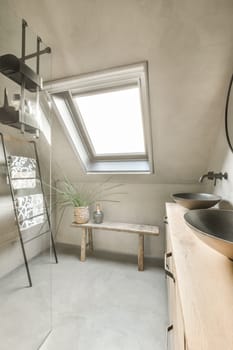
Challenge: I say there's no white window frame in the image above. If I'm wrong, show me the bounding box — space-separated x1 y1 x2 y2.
45 62 154 174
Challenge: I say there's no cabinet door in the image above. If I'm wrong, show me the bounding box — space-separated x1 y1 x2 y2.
165 223 176 349
173 286 186 350
165 221 187 350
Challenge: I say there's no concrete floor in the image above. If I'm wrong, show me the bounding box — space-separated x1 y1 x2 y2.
0 248 52 350
0 245 167 350
43 245 167 350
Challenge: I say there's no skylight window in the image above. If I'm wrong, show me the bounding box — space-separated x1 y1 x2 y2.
74 86 145 156
46 62 154 174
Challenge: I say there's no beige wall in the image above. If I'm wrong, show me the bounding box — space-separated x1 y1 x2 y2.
8 0 233 184
4 0 233 259
204 116 233 208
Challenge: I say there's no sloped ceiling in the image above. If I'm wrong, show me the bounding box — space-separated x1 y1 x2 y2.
4 0 233 183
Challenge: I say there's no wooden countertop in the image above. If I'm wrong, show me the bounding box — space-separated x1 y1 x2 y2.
166 203 233 350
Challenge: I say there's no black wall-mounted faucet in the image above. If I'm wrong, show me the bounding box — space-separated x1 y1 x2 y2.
199 171 228 186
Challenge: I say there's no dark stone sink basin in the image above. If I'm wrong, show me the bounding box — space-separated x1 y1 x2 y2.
184 209 233 259
172 193 221 209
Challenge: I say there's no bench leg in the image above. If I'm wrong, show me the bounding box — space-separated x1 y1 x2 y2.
81 228 87 262
88 228 94 253
138 234 144 271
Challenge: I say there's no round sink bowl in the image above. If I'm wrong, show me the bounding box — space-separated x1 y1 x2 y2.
184 209 233 259
172 193 221 209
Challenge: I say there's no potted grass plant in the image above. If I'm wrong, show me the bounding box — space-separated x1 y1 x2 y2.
55 178 124 224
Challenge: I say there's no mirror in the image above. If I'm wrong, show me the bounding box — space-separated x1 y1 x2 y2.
225 74 233 152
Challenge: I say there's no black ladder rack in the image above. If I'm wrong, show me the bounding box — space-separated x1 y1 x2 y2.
0 132 58 287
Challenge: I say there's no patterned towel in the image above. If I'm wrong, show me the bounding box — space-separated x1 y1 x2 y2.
8 156 37 189
16 194 45 231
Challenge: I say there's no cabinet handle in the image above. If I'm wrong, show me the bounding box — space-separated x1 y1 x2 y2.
164 252 175 283
166 324 173 350
164 215 168 224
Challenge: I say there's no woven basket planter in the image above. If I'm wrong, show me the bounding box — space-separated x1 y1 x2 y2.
74 206 90 224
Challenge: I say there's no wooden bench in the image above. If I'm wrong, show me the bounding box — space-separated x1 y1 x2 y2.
71 221 159 271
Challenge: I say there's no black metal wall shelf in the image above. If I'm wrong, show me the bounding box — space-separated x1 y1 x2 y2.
0 110 39 133
0 54 43 92
0 89 39 134
0 19 51 136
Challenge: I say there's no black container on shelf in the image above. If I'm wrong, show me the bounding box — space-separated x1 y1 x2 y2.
0 54 43 92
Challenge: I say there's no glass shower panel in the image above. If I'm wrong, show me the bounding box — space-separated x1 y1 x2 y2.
0 2 53 349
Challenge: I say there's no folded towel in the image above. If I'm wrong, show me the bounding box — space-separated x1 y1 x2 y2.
8 156 36 178
19 215 45 231
11 179 36 189
8 156 37 189
16 194 45 230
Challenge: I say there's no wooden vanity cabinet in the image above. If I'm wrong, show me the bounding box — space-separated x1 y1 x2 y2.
165 203 233 350
165 219 187 350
